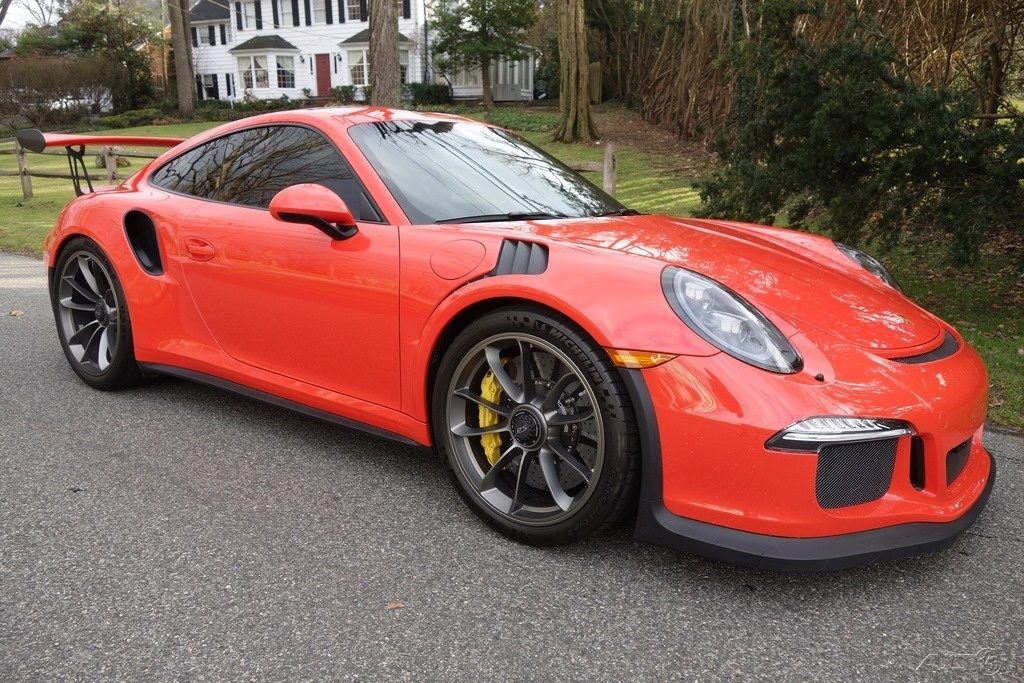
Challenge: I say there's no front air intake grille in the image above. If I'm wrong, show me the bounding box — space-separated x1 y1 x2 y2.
891 331 959 365
490 240 548 276
946 439 972 485
815 439 898 509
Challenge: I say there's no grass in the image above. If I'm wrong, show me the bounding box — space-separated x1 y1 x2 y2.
0 110 1017 428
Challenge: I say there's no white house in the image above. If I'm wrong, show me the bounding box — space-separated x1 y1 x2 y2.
187 0 535 102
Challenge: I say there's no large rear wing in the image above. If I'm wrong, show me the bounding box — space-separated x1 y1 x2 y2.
14 128 185 196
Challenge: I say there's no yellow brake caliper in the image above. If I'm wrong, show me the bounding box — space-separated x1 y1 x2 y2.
479 370 504 465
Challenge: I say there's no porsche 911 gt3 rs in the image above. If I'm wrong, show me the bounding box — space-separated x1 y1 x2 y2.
18 107 994 571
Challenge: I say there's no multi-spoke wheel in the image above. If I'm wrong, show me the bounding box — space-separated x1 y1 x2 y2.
433 307 640 546
51 237 144 390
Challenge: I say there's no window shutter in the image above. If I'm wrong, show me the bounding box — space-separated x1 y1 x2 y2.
212 75 220 100
403 0 410 19
208 26 216 46
220 24 227 44
359 0 367 22
254 0 263 29
190 27 198 47
337 0 345 22
325 0 332 24
303 0 311 26
271 0 279 26
235 2 243 30
196 75 203 100
291 0 299 26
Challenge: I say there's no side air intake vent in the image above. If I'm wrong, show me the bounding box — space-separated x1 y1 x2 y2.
124 210 163 275
815 439 898 509
490 240 548 276
892 331 959 365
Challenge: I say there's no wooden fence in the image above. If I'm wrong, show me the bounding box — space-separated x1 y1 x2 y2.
0 144 161 199
0 140 618 199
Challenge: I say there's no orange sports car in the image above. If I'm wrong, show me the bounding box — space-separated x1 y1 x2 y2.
19 108 994 570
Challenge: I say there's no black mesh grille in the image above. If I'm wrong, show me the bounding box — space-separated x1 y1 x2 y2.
946 439 972 485
891 331 959 365
815 439 898 509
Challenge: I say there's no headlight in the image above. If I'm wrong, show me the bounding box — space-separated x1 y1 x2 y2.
835 243 900 290
661 267 802 374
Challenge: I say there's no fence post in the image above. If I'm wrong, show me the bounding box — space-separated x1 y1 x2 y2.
103 147 118 185
16 143 32 199
603 142 617 197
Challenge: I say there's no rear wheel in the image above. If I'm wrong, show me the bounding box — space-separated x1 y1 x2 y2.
52 237 145 390
432 306 640 546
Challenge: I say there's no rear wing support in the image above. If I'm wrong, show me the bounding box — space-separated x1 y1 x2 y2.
14 128 185 196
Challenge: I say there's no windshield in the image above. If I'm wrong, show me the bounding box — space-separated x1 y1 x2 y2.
348 120 627 224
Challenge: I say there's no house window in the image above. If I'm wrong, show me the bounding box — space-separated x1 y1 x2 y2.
238 55 269 89
347 48 410 87
312 0 326 23
346 0 360 20
276 55 296 88
242 1 256 29
347 49 367 86
447 68 480 87
279 1 292 26
202 74 218 99
199 27 212 46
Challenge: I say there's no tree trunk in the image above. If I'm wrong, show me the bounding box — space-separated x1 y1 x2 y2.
480 55 493 108
369 0 401 107
553 0 598 143
169 0 197 115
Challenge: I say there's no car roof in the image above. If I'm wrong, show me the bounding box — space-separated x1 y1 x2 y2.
218 106 482 130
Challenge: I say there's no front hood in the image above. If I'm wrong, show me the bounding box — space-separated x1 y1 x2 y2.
524 215 941 351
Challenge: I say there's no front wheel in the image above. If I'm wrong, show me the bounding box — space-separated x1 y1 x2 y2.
431 307 640 546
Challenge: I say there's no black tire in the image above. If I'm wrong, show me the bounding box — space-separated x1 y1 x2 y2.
51 236 146 391
431 305 640 546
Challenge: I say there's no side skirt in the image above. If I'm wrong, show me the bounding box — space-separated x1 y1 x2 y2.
138 363 426 449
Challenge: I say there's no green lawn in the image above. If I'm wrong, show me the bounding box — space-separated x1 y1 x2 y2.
0 113 1018 429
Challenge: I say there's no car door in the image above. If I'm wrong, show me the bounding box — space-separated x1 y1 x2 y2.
150 124 401 409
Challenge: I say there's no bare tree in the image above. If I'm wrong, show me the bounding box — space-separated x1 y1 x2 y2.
0 0 13 29
16 0 63 26
552 0 597 142
167 0 197 115
369 0 401 107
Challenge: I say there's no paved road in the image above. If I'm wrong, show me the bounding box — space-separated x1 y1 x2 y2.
1 250 1022 681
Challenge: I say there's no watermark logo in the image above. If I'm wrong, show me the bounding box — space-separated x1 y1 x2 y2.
915 647 1017 678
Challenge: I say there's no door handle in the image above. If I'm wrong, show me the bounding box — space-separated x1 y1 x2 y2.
184 236 215 261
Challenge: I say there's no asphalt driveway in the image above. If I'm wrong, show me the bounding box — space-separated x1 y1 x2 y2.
2 250 1022 680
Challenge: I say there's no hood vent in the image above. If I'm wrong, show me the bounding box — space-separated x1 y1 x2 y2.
490 240 548 276
891 331 959 365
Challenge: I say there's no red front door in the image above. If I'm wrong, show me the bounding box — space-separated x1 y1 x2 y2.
315 53 331 97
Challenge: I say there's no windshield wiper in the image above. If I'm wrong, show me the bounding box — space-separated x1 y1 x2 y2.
590 208 640 217
435 211 567 224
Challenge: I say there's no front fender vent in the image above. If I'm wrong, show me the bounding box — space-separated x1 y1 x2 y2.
891 331 959 365
490 240 548 276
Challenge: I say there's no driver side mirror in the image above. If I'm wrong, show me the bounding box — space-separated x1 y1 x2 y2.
269 183 358 240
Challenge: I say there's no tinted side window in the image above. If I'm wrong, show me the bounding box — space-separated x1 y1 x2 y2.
217 126 379 220
149 137 227 199
150 125 380 221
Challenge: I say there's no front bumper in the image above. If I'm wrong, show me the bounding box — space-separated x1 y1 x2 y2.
620 328 995 570
635 450 994 571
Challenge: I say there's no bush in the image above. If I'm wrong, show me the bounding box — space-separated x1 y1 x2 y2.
698 0 1024 265
484 109 559 132
330 85 357 104
94 108 162 129
0 54 118 130
406 82 452 105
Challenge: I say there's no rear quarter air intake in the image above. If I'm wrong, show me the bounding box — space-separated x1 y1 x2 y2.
490 240 548 276
123 210 163 276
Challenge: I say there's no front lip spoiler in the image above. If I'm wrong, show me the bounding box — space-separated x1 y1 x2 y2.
634 449 996 572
